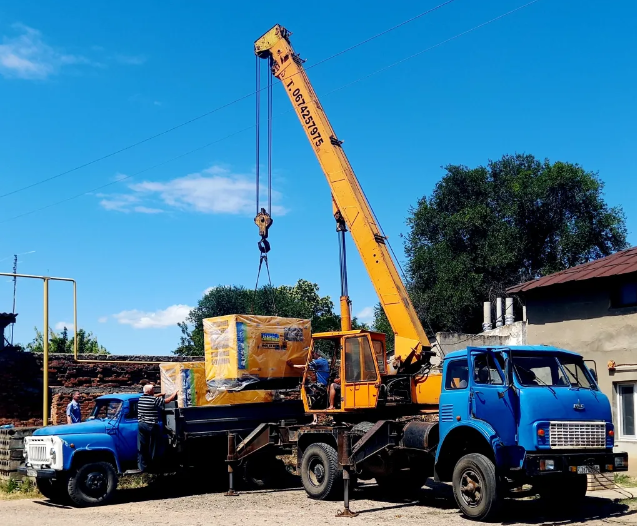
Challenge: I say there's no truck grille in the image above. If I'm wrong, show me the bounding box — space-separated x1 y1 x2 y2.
28 444 49 462
549 422 605 449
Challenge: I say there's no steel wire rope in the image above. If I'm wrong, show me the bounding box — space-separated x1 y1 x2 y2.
1 0 542 224
0 0 458 201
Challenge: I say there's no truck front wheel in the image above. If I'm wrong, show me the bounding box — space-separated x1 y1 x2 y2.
67 461 118 507
452 453 502 521
300 443 342 500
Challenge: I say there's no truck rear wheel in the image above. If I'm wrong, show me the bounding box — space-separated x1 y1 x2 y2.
300 443 342 500
452 453 501 521
36 477 69 504
67 461 118 507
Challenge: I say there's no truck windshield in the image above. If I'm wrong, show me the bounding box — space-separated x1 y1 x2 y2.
90 400 123 420
511 353 596 389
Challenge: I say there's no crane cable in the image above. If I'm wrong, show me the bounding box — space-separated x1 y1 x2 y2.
253 57 276 314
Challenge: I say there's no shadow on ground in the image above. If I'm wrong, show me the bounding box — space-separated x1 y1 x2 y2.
349 480 636 524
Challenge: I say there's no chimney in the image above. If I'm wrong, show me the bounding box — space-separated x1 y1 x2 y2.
505 297 514 325
482 302 492 332
495 298 503 328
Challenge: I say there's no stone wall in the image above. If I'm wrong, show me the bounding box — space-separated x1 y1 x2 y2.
0 351 202 426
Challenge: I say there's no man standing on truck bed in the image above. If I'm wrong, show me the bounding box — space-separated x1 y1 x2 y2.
138 384 178 472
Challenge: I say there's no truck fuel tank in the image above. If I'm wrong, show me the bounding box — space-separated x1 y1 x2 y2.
401 421 439 451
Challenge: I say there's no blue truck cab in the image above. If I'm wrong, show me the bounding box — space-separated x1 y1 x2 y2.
20 393 141 506
435 345 628 519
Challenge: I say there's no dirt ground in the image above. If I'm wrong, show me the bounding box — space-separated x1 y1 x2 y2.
2 477 637 526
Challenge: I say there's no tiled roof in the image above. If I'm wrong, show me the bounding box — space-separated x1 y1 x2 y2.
507 247 637 294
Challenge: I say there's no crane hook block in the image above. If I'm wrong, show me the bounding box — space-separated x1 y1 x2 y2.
254 208 273 238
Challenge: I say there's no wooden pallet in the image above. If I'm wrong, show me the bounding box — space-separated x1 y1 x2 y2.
587 472 615 491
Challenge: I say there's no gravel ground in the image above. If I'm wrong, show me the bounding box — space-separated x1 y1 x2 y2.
2 478 636 526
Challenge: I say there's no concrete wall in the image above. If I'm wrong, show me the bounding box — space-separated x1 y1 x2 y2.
0 351 202 426
436 321 527 356
523 279 637 474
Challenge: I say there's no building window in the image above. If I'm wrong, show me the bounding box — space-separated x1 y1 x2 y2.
611 283 637 308
618 383 636 439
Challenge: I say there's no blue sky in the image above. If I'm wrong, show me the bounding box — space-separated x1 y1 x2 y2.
1 1 635 355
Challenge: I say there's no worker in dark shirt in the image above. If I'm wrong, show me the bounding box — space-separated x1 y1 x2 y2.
288 350 330 386
137 384 178 473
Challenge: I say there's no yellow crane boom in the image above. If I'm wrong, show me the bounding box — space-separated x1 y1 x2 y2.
255 25 431 363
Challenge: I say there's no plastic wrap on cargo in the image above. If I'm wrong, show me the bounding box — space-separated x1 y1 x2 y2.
159 362 208 407
160 362 297 407
203 314 311 391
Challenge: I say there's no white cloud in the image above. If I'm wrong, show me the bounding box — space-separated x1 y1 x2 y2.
133 206 164 214
113 304 193 329
114 54 146 65
99 165 286 216
0 23 96 79
54 321 74 331
203 287 214 296
356 306 375 324
98 316 108 323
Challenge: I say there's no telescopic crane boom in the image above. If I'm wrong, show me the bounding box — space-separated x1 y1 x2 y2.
255 25 432 366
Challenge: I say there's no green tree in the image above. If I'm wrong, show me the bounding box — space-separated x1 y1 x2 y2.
399 153 627 334
26 326 108 354
174 279 364 356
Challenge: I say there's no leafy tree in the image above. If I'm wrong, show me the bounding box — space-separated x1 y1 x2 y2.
26 326 108 354
175 279 364 356
398 153 627 334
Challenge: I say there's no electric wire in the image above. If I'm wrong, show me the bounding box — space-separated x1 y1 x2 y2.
0 0 457 201
0 126 254 224
1 0 541 224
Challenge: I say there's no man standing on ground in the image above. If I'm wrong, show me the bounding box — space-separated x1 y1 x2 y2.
66 391 82 424
137 384 178 473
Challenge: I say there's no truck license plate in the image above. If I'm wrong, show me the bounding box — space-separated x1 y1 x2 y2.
577 465 599 474
26 468 37 477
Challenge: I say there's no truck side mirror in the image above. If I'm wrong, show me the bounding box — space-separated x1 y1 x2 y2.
584 359 598 383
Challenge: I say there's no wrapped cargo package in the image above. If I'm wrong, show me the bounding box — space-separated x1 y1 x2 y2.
159 362 208 408
160 361 284 407
204 315 311 390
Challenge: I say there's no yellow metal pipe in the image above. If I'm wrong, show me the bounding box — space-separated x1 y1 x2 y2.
43 278 49 426
73 281 78 359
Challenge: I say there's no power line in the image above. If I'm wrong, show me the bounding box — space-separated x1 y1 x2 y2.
0 126 254 224
1 0 542 224
0 0 457 201
328 0 542 95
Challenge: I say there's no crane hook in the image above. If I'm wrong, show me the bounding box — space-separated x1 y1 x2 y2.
254 207 273 253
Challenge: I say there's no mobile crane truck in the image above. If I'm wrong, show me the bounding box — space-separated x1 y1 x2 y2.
232 24 629 520
20 24 628 520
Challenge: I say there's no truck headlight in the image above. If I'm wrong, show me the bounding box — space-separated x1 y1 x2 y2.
615 456 627 468
539 459 555 471
50 448 56 463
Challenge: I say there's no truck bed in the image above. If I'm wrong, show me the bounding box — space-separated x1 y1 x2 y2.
165 399 309 439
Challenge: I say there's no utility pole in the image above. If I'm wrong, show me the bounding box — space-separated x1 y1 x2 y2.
11 255 17 345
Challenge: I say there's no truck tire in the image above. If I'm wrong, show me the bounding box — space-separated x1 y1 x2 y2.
452 453 502 521
350 422 374 437
301 443 342 500
36 477 69 504
536 474 587 505
67 461 118 507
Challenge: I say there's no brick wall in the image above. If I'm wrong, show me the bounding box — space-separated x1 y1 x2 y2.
0 350 202 426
